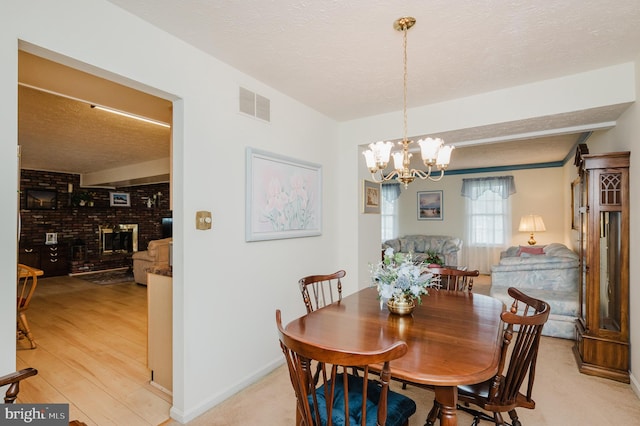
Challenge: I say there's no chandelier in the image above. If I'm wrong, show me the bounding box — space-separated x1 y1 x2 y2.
363 17 454 189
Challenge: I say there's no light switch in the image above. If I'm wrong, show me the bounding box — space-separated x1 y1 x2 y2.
195 211 212 230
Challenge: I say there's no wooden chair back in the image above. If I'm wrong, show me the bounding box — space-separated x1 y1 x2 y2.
0 367 37 403
17 264 40 312
276 310 415 426
490 287 550 408
17 264 42 349
428 267 479 291
1 367 88 425
298 270 346 313
426 287 550 426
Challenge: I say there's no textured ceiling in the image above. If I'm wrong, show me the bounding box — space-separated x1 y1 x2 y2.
17 1 640 184
19 86 171 175
107 0 640 121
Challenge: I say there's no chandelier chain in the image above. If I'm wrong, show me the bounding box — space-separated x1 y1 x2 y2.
402 23 408 144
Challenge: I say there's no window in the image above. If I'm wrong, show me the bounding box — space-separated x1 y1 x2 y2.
381 183 401 241
461 176 516 272
467 189 508 246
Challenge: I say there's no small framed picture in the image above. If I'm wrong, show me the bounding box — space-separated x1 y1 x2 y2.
45 232 58 245
362 180 381 214
25 189 57 210
417 190 443 221
109 192 131 207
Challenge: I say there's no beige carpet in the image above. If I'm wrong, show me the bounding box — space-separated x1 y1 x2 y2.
165 276 640 425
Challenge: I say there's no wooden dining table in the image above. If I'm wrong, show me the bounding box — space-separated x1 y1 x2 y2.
284 286 505 426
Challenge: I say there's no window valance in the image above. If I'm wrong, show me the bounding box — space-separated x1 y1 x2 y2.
461 176 516 200
381 182 401 202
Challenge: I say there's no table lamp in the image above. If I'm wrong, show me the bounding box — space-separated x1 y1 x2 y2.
518 214 546 245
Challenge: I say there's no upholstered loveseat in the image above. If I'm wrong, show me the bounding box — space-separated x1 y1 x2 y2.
132 237 172 285
382 235 463 266
490 243 579 339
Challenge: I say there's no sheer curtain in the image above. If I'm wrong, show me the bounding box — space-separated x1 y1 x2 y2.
381 183 401 241
461 176 516 273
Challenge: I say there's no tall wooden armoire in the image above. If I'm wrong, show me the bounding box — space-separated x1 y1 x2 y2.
573 149 630 383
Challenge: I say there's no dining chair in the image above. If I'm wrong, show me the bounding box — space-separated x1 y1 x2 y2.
17 264 41 349
428 266 480 291
0 367 38 403
276 309 417 426
425 287 551 426
1 367 88 425
298 270 346 313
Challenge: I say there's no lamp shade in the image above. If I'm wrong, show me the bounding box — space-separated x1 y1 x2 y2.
518 215 546 232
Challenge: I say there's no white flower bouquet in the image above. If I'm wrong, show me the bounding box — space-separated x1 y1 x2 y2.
370 248 433 304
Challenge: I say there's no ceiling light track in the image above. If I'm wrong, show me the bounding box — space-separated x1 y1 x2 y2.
90 104 170 128
18 82 171 128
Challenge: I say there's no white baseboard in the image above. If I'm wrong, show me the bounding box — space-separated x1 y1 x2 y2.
630 370 640 400
168 357 284 424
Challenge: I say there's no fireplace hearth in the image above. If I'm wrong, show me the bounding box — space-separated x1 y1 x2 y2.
99 224 139 254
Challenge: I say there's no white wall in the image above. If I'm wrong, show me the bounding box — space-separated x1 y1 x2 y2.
2 0 344 422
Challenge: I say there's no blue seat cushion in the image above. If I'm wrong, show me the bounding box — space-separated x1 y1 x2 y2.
309 374 416 426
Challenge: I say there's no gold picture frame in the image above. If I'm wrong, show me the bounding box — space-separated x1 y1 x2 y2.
362 180 381 214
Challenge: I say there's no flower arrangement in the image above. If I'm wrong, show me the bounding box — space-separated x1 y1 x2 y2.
370 248 433 304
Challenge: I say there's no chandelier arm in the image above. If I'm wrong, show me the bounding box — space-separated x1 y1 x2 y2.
427 169 446 182
410 168 446 182
369 170 399 183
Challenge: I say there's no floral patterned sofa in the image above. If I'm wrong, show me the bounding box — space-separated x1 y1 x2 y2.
490 243 579 339
381 235 463 266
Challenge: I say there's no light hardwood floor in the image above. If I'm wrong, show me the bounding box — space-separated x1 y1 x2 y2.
16 275 172 426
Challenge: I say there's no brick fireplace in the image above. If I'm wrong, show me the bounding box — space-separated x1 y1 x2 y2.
99 224 139 254
19 169 171 276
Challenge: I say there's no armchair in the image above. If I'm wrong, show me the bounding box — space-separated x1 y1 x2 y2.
132 237 172 285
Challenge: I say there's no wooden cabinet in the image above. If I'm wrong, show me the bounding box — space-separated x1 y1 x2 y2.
573 150 630 383
18 247 40 269
18 244 68 277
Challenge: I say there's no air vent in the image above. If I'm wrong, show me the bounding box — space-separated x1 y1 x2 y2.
239 87 270 122
255 94 270 122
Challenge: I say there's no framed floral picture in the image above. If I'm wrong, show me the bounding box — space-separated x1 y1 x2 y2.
362 180 381 214
245 147 322 241
417 190 443 221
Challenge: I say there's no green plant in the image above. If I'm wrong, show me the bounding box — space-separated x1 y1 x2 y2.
71 191 96 206
425 249 444 266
